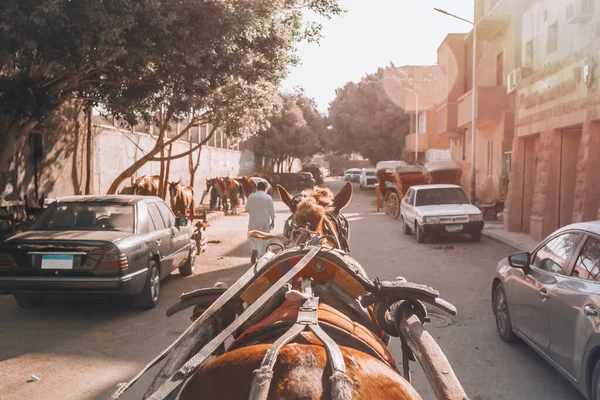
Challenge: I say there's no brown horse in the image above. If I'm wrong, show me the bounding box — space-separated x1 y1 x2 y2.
173 182 421 399
168 181 195 217
133 175 160 196
235 177 256 206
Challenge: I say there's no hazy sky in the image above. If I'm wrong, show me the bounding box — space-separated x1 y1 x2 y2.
281 0 474 111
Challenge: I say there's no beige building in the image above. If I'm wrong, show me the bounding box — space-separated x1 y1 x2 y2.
400 65 451 164
505 0 600 240
435 0 528 207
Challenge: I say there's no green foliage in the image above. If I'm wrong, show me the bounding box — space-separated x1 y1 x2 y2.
327 67 410 164
0 0 342 140
253 92 326 169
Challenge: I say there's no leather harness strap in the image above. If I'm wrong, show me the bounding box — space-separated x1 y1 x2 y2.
249 278 351 400
145 246 322 400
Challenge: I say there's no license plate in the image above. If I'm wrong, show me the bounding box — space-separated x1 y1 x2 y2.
41 254 74 270
446 224 463 233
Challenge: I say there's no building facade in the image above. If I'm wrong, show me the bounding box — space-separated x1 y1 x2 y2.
505 0 600 240
400 65 451 164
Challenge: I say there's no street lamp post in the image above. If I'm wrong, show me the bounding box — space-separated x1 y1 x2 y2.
434 7 477 202
404 88 419 164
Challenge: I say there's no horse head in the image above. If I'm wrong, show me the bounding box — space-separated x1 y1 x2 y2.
168 180 181 200
278 182 352 250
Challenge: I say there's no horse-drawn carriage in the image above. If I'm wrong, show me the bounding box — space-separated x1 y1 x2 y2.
111 183 467 400
425 160 463 186
375 161 429 219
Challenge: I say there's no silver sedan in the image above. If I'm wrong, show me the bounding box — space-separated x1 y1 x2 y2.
492 221 600 400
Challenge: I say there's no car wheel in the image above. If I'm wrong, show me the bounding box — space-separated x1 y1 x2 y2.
135 261 161 309
14 293 46 309
493 283 517 342
403 218 412 235
592 359 600 400
471 231 482 242
416 223 426 243
179 240 197 277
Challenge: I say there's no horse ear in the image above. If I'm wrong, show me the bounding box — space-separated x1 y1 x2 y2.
333 182 353 211
175 180 181 186
278 184 296 212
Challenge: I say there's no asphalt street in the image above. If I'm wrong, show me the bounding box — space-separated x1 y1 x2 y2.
0 178 585 400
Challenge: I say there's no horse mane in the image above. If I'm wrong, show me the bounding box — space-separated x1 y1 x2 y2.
301 187 334 208
294 197 326 231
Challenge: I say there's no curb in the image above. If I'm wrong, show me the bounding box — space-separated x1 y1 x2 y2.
205 211 224 223
481 229 534 253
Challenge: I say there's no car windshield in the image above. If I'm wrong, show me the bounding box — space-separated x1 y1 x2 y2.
32 203 135 232
366 172 375 176
415 188 470 206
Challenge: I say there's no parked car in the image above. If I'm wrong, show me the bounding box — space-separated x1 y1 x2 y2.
492 222 600 400
344 168 361 182
400 184 484 243
297 172 316 190
0 195 196 309
359 168 377 190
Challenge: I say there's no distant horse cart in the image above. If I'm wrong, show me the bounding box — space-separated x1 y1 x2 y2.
375 161 430 219
110 182 467 400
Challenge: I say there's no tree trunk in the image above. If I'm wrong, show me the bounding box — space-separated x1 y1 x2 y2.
162 144 173 199
0 121 38 174
85 106 92 194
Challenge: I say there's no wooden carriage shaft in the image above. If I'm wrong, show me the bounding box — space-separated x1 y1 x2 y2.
396 308 469 400
146 246 323 400
110 252 277 399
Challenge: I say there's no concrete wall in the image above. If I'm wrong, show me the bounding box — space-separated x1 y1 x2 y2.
0 110 256 205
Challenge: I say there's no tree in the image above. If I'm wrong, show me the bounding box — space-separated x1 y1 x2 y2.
327 67 410 164
253 92 326 172
0 0 343 192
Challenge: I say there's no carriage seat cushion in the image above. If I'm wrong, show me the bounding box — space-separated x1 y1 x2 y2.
234 299 396 366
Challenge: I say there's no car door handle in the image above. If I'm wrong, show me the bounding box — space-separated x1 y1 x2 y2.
156 239 161 246
539 289 551 300
584 305 599 317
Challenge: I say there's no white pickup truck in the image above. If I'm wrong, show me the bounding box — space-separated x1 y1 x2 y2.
400 184 484 243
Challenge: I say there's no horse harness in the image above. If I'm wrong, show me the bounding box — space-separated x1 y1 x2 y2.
113 244 458 400
283 194 351 253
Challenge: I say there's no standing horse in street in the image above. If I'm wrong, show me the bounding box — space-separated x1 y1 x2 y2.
133 175 160 196
235 177 256 206
168 181 195 217
211 177 241 214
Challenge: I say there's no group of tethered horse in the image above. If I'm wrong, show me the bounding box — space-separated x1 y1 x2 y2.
112 173 468 399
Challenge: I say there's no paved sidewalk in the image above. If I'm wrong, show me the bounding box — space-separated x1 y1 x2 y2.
482 221 539 252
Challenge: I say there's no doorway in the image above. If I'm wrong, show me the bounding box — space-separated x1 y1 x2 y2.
521 136 539 233
558 129 582 228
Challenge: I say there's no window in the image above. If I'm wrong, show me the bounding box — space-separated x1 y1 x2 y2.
147 202 166 231
525 41 534 66
533 232 582 274
503 152 511 178
547 22 558 55
157 202 176 228
496 52 504 86
190 126 199 144
415 188 470 206
405 189 414 205
571 237 600 281
32 203 135 233
418 111 427 134
487 141 494 176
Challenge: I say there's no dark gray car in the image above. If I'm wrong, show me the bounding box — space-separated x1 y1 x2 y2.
492 221 600 400
0 195 196 309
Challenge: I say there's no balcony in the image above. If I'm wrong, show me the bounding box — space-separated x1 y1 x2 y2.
475 0 512 40
457 86 509 129
405 133 450 153
436 102 459 137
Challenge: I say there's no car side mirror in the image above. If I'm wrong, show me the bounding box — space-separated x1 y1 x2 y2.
175 216 188 228
508 252 530 269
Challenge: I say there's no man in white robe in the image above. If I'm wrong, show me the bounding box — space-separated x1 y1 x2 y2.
246 182 275 263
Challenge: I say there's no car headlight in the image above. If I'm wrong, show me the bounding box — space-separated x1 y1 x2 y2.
470 214 483 222
423 216 440 224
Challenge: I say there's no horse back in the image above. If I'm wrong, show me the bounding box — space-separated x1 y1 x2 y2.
181 339 421 400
